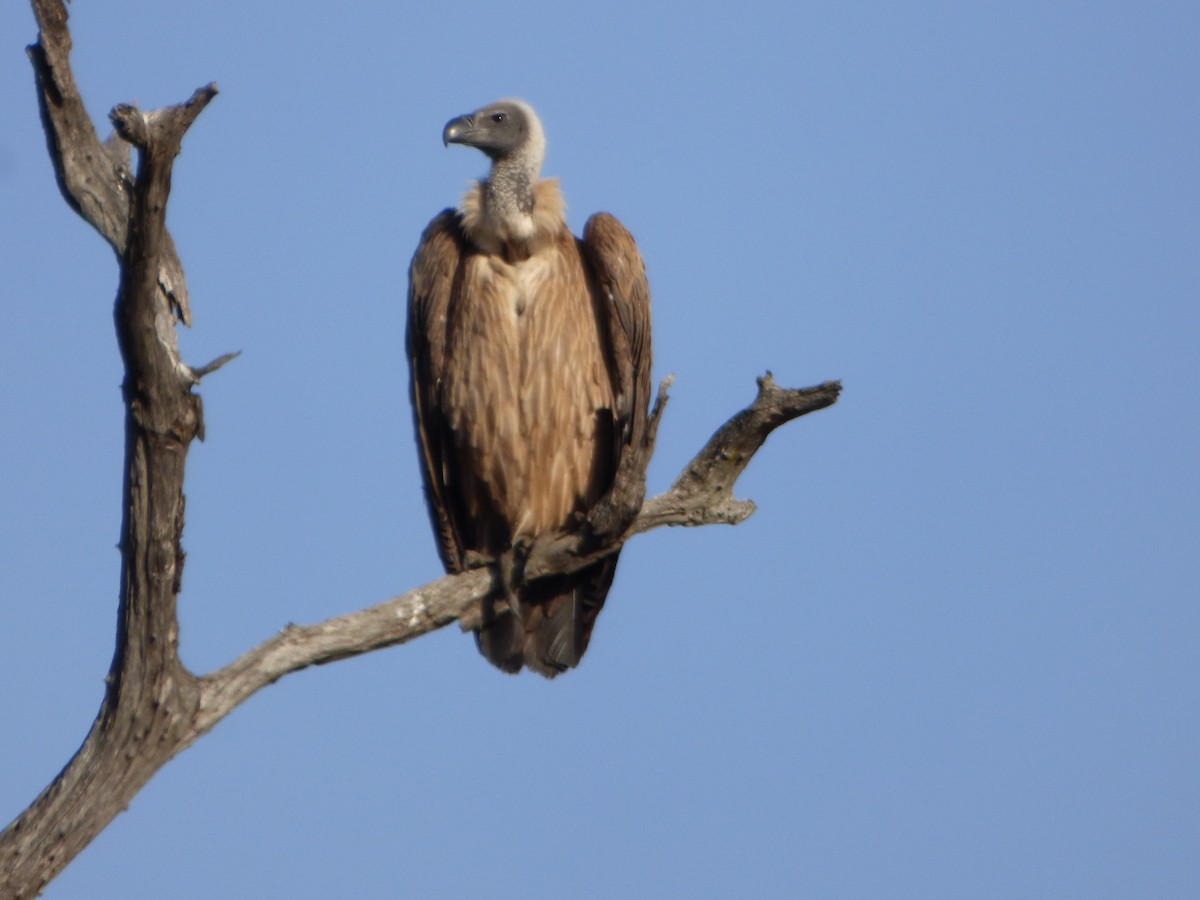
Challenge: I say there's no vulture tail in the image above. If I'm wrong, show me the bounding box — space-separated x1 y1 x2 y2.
475 558 618 677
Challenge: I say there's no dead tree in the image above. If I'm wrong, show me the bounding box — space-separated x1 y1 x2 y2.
1 2 841 895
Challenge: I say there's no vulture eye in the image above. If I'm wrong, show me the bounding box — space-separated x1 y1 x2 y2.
491 113 506 123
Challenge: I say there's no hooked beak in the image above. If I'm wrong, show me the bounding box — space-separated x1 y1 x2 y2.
442 114 474 147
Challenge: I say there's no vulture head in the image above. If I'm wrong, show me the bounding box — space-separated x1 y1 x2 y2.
443 98 546 173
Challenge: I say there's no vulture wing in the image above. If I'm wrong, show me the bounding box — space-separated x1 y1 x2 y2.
581 212 654 504
407 209 469 573
506 213 655 677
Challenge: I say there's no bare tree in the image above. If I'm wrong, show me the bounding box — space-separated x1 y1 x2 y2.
1 2 841 895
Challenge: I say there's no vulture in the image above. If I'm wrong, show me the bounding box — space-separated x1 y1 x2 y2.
407 99 653 677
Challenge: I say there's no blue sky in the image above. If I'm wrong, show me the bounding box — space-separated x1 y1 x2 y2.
2 1 1197 897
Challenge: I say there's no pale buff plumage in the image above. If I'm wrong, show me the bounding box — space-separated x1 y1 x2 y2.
446 179 613 539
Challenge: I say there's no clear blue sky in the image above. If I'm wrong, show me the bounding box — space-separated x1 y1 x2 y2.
2 1 1197 897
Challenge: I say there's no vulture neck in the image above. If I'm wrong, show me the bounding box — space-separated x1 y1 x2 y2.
487 153 539 226
461 149 565 261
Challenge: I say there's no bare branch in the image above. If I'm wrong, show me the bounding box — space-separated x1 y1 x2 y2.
195 570 493 735
190 350 241 381
27 0 126 245
27 0 197 328
197 374 841 708
637 374 842 532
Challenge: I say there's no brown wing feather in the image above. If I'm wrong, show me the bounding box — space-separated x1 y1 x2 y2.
407 209 469 573
505 214 652 676
581 213 654 477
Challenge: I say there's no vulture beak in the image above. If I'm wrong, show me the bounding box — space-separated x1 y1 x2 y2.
442 114 474 147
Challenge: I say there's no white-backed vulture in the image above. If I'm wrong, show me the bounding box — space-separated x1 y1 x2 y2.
407 99 652 676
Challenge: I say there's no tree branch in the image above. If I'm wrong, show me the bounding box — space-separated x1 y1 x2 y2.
636 374 841 532
194 372 840 732
27 0 195 331
3 2 841 895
